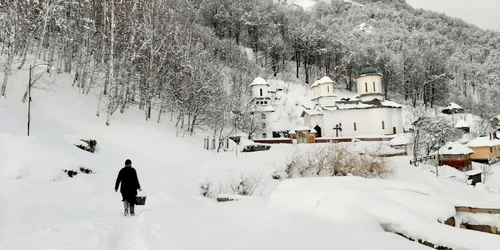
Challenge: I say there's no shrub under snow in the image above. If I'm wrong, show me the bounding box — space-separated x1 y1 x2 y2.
284 144 393 179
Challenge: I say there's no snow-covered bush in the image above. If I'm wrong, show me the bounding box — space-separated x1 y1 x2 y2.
199 178 222 198
230 173 259 196
284 144 392 179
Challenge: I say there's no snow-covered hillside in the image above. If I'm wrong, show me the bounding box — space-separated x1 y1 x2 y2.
2 61 500 249
292 0 364 10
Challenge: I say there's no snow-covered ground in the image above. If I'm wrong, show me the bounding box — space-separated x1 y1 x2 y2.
2 60 500 249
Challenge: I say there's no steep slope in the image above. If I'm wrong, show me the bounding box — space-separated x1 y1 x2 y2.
0 65 433 250
2 61 500 249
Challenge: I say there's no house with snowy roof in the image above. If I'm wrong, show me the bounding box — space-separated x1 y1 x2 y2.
465 135 500 163
442 102 465 115
437 142 474 171
249 77 275 139
301 66 403 138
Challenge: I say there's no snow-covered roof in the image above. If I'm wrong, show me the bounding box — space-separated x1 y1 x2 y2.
291 126 314 132
301 109 322 116
252 105 275 112
389 134 411 146
465 169 482 176
443 102 463 110
311 76 334 88
454 119 470 128
334 99 402 110
465 136 500 147
249 77 269 87
438 142 474 155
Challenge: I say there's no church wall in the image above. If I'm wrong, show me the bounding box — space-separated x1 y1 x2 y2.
322 108 403 137
312 85 322 98
304 115 324 136
318 96 337 107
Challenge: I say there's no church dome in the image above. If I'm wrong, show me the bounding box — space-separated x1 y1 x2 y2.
359 66 379 75
311 76 334 88
249 77 269 86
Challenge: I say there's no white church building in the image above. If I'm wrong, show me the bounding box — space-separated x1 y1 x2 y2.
301 66 403 138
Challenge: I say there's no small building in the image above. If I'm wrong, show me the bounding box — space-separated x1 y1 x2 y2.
466 169 482 186
454 119 471 134
441 102 464 115
438 142 474 171
465 135 500 163
290 126 316 144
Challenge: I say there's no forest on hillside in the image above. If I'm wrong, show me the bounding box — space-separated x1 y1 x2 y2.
1 0 500 137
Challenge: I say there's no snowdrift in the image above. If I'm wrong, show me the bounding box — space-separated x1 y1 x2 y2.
270 177 500 250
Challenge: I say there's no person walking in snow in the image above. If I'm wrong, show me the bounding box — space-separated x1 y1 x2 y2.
115 159 142 216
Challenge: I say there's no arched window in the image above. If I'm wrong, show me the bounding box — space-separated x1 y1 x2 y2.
382 121 385 130
262 123 266 129
365 82 368 92
353 122 357 131
327 86 330 93
261 113 266 119
373 82 376 91
260 88 263 97
262 133 267 138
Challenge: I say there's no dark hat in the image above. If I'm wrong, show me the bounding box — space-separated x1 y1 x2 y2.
125 159 132 166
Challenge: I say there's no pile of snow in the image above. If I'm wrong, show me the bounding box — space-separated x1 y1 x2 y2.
457 210 500 229
390 156 500 209
270 177 500 250
0 133 93 181
389 133 411 146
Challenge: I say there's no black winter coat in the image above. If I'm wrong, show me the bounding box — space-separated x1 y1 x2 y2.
115 166 141 203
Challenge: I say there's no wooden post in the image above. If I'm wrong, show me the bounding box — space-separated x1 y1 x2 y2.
455 206 500 214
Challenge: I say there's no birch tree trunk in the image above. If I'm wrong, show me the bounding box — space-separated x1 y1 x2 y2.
105 0 115 126
1 2 18 97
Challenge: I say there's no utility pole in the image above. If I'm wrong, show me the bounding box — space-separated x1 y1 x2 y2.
232 110 241 157
27 63 51 136
27 65 32 136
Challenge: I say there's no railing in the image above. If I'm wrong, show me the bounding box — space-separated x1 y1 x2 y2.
409 155 436 165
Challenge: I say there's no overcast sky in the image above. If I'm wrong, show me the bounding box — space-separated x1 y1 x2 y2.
405 0 500 32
